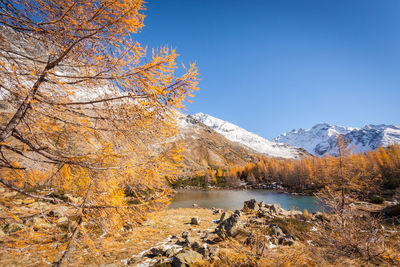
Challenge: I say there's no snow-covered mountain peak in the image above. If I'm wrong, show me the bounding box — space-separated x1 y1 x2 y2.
192 113 306 159
275 123 400 156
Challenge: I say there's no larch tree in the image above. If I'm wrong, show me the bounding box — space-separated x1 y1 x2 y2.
0 0 198 265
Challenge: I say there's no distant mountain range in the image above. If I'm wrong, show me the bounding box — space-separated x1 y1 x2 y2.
275 123 400 156
175 112 400 172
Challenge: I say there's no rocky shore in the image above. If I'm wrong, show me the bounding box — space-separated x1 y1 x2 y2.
125 199 326 266
1 191 399 266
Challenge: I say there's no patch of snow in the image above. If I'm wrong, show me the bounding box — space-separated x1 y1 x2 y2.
268 242 278 249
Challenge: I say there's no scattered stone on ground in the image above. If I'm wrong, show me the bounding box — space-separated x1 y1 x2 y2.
121 199 319 266
171 249 203 267
212 208 221 215
243 198 259 211
270 223 284 237
216 213 243 238
278 235 295 246
190 217 201 225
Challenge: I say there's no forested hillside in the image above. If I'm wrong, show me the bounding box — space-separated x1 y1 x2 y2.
178 144 400 200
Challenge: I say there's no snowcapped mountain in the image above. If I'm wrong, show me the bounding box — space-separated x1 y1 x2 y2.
174 112 256 172
191 113 307 159
274 123 400 156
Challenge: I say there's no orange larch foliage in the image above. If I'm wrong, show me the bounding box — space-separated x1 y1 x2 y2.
225 144 400 195
0 0 198 265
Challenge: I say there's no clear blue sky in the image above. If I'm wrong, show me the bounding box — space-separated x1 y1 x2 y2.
137 0 400 139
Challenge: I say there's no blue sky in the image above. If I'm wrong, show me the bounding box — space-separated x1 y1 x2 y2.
137 0 400 139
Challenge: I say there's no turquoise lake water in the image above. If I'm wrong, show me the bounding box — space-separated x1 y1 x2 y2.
169 189 322 212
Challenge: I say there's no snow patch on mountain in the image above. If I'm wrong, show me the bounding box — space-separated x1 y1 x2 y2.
275 123 400 156
192 112 304 159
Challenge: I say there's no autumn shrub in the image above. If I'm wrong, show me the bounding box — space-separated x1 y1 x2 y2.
0 0 198 264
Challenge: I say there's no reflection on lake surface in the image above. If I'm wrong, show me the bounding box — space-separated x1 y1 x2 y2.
169 189 322 212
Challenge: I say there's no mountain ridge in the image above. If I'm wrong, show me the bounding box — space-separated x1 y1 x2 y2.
275 123 400 156
191 112 307 159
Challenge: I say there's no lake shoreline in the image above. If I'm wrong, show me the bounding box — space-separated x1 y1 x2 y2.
172 183 316 196
169 188 323 212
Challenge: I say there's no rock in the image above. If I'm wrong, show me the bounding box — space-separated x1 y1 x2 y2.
172 249 203 267
165 247 180 257
271 203 281 214
281 209 303 218
269 224 284 237
127 257 143 265
181 231 190 239
312 212 326 221
191 217 201 225
177 231 195 247
216 214 243 238
185 237 195 247
257 207 272 218
154 259 174 267
150 247 166 257
259 201 265 208
212 209 221 215
219 211 229 222
192 203 198 208
202 233 219 244
190 241 200 250
3 223 25 234
176 237 193 247
197 246 208 258
243 199 259 211
278 235 295 246
208 246 219 257
249 218 264 225
234 210 241 216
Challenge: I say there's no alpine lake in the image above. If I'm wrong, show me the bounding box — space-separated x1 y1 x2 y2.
169 189 322 212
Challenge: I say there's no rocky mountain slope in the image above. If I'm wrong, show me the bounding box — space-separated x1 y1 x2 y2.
175 113 256 173
191 113 307 159
275 123 400 156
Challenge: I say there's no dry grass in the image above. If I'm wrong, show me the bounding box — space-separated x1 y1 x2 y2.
0 207 220 266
